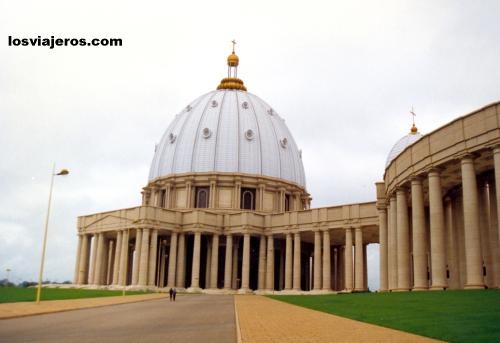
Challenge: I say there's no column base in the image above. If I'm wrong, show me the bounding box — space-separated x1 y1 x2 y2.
237 288 253 294
430 285 446 291
186 287 203 293
464 284 485 290
412 287 428 291
392 288 411 292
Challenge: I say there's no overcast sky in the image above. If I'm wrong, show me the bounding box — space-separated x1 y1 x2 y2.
1 0 499 290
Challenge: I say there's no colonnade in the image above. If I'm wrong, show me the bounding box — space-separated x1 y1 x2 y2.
378 151 500 291
74 227 370 293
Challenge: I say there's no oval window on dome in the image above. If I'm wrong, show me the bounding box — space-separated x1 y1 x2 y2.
245 129 254 141
168 133 176 143
211 100 218 108
242 101 249 109
202 128 212 139
186 105 192 112
267 108 274 115
280 137 288 148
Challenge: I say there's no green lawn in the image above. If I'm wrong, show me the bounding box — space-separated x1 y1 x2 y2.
0 287 149 303
269 290 500 343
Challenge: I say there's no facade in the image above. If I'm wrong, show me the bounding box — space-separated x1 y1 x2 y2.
73 49 379 293
73 46 499 293
377 101 500 291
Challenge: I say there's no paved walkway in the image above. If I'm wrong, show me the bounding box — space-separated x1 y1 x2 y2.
0 295 236 343
0 293 165 319
234 296 444 343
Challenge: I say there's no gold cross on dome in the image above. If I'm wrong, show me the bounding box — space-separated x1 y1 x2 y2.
231 39 236 53
410 106 416 125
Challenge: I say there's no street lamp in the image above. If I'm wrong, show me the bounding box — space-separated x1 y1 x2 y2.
36 163 69 303
6 269 11 284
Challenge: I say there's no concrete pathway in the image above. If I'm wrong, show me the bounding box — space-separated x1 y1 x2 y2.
0 295 236 343
234 295 445 343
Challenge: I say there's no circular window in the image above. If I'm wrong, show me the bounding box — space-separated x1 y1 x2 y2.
186 105 192 112
280 137 288 148
211 100 218 108
168 133 176 143
242 101 249 109
202 128 212 139
267 108 274 115
245 129 254 140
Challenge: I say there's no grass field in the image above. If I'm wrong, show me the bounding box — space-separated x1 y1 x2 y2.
0 287 149 303
269 290 500 343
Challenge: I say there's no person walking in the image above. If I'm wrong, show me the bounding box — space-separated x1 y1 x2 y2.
172 288 177 302
169 288 173 301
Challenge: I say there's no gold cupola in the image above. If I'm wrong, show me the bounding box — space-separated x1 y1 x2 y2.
217 40 247 91
410 107 418 134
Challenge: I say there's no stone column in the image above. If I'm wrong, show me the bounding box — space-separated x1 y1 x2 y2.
345 228 353 291
112 231 122 285
445 197 460 289
411 177 427 290
461 155 485 289
363 244 368 290
205 237 212 287
313 230 322 290
396 188 411 291
232 238 239 289
73 234 83 284
78 234 91 284
266 235 274 291
479 181 493 287
354 227 364 291
148 229 158 286
388 196 398 290
94 233 106 285
322 230 331 291
167 232 178 287
89 234 99 284
224 234 233 289
378 207 388 291
488 183 500 288
176 233 186 288
293 232 301 290
138 228 150 286
106 240 114 285
494 146 500 244
285 233 293 290
258 235 266 290
428 169 447 290
191 232 202 289
241 233 251 291
210 234 219 289
132 229 142 285
118 230 129 286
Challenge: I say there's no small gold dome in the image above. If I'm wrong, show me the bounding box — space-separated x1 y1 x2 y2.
227 53 239 67
410 124 418 134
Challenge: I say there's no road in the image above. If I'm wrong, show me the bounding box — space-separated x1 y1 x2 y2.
0 294 236 343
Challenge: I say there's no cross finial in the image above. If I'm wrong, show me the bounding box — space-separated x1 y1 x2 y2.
410 106 416 125
231 39 236 53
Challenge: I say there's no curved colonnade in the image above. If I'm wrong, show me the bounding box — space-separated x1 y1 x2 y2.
377 101 500 291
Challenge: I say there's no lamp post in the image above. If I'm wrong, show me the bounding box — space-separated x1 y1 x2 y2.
36 163 69 303
6 269 11 284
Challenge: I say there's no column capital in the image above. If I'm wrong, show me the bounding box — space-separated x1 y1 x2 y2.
409 174 424 183
458 152 479 163
427 166 444 176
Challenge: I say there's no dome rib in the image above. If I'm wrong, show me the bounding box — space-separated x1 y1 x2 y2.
245 92 264 175
213 90 229 171
190 91 218 172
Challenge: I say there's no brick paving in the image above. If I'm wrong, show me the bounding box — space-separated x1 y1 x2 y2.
0 293 165 319
234 295 444 343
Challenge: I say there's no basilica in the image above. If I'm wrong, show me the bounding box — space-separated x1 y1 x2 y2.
73 46 500 293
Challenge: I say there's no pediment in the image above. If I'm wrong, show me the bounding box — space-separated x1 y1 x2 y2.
84 214 135 230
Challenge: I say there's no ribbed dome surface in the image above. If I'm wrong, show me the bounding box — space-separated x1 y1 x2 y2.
149 89 306 188
385 132 423 167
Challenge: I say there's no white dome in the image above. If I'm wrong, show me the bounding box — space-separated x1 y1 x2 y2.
385 132 423 167
149 89 306 188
